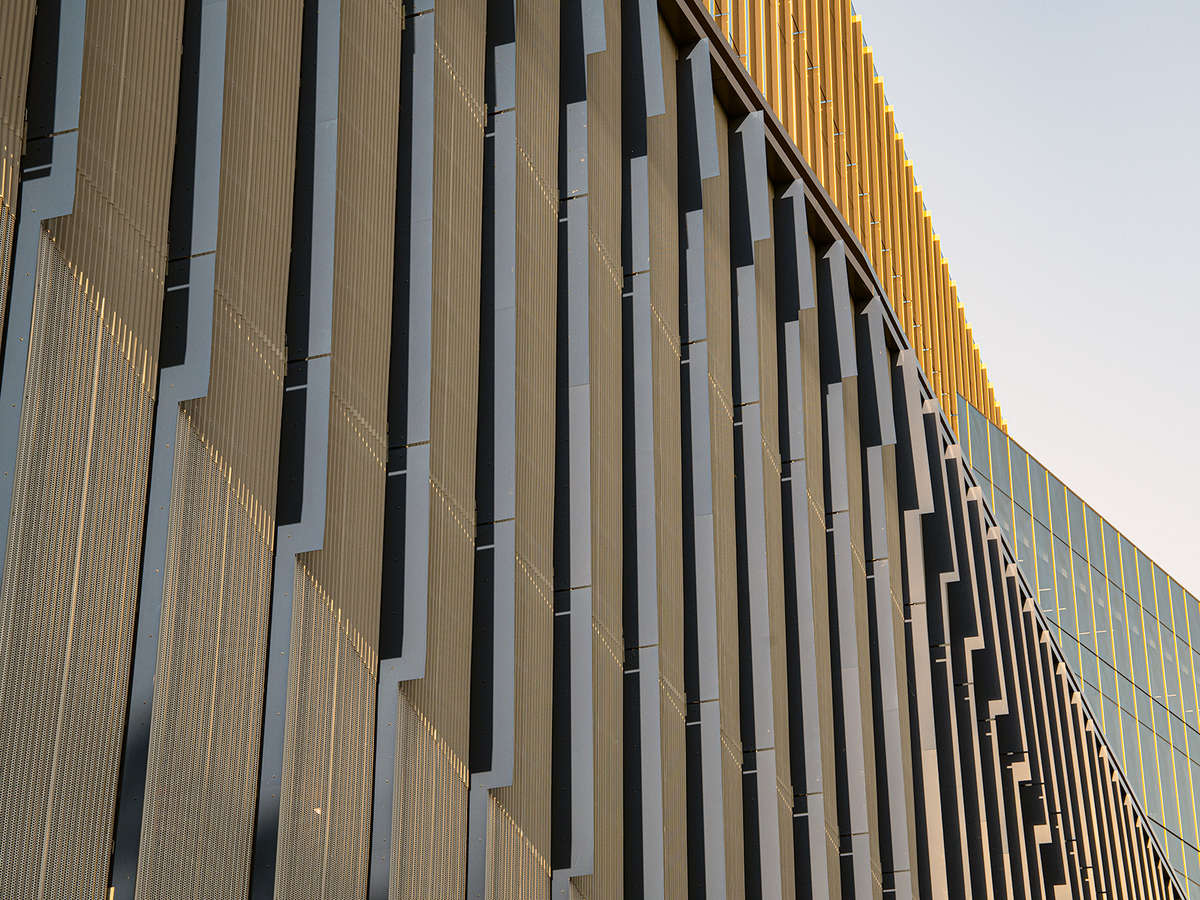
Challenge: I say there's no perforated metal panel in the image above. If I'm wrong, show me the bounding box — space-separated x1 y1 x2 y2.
390 689 469 896
135 410 275 899
486 794 551 899
0 230 154 899
275 564 376 899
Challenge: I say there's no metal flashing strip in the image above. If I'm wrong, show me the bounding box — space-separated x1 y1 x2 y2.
108 0 228 893
251 0 339 892
551 0 605 892
0 0 85 605
463 1 517 895
370 1 433 894
677 36 726 898
729 110 783 896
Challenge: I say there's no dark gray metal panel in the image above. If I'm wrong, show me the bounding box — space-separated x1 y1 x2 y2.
110 3 228 891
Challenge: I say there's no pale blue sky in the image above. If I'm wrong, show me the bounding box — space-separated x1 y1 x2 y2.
851 0 1200 591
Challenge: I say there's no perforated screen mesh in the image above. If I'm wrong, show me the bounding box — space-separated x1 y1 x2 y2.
135 409 275 898
0 229 153 898
486 792 550 899
275 563 376 898
390 688 469 896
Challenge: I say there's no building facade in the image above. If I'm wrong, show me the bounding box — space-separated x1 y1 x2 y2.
961 396 1200 898
0 1 1184 899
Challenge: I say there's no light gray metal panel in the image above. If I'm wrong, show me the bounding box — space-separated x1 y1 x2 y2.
740 403 774 752
580 0 606 56
404 8 436 446
628 155 651 274
630 269 658 647
568 587 595 871
634 0 665 118
698 700 727 892
684 40 719 181
682 202 706 343
754 746 784 899
734 112 770 243
306 0 340 359
816 241 857 382
860 298 896 448
639 644 666 897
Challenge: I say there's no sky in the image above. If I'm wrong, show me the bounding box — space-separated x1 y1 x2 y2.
850 0 1200 593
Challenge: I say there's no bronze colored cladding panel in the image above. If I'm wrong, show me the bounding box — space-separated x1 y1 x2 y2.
400 0 485 761
576 0 625 894
0 1 183 893
137 412 276 898
136 5 303 892
649 15 688 899
0 0 35 340
491 0 559 879
704 96 746 895
0 232 155 898
280 2 404 894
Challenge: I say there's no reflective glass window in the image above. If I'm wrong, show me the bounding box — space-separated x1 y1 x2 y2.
1189 592 1200 651
1154 564 1173 628
1102 520 1122 591
1084 506 1104 573
1009 441 1030 512
1193 648 1200 731
1172 578 1190 639
1161 736 1180 833
957 394 969 440
1013 506 1035 575
1163 619 1181 716
1129 602 1149 692
1073 555 1094 650
988 420 1010 495
992 490 1014 550
1177 747 1196 848
1118 674 1136 713
1111 589 1131 676
1047 474 1068 541
1122 710 1143 791
1034 523 1054 617
1083 682 1103 718
1029 457 1049 528
1140 722 1163 819
1054 538 1075 635
1099 659 1118 702
1066 489 1086 557
1177 634 1197 726
968 404 990 479
1146 607 1166 703
1121 537 1140 597
1093 582 1112 664
1079 645 1100 690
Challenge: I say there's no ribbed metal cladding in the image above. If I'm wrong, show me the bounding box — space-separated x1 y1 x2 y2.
390 690 469 896
0 231 154 898
136 411 275 898
0 4 1191 900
